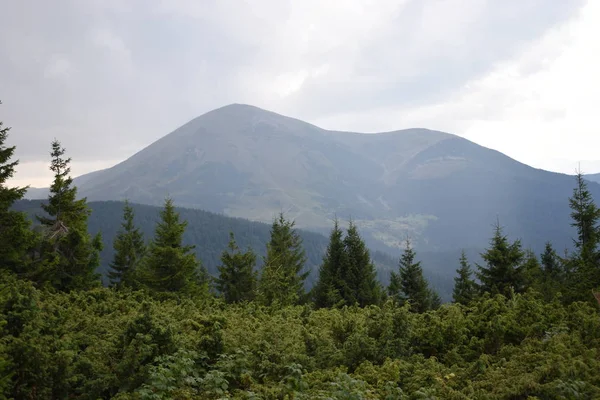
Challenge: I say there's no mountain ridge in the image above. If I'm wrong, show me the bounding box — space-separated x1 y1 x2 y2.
24 103 599 256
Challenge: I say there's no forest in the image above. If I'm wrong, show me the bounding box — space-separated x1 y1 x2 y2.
1 114 600 399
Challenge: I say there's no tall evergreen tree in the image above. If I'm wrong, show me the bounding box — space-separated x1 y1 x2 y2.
258 213 308 307
108 201 146 288
452 250 477 305
566 171 600 300
569 171 600 263
0 103 35 276
476 222 525 296
35 140 102 291
313 219 347 308
389 238 438 313
342 220 381 307
215 232 258 303
137 198 207 295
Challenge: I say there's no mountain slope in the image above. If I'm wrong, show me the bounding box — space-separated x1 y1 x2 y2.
587 173 600 184
26 104 597 254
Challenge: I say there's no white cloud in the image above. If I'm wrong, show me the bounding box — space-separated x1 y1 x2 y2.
314 0 600 174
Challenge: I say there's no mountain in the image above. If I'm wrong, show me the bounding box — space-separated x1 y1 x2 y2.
586 173 600 184
12 199 457 299
25 104 598 255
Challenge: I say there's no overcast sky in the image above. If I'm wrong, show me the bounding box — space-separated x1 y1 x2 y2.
1 0 599 187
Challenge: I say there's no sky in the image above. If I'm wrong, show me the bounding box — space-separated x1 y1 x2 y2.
1 0 599 188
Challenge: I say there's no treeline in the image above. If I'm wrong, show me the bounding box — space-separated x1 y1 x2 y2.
1 109 600 398
11 199 331 285
12 199 454 298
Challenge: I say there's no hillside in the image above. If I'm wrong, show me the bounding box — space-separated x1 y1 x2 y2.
13 199 458 298
587 173 600 184
25 104 594 256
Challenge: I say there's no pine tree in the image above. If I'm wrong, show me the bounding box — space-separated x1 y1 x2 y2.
452 250 477 305
258 213 308 307
108 201 146 288
35 140 102 291
313 219 347 308
389 238 438 313
137 198 207 295
476 222 525 296
215 232 258 303
342 220 381 307
0 103 35 276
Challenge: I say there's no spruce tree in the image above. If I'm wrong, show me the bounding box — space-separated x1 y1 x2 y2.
137 198 207 295
108 201 146 288
313 219 347 308
569 171 600 263
452 250 477 305
541 242 561 277
0 104 35 276
342 220 381 307
566 171 600 299
476 222 525 296
215 232 258 303
36 140 102 291
258 213 308 307
389 238 438 312
539 242 565 300
522 248 543 290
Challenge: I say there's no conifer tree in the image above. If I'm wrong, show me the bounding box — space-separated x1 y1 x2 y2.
215 232 258 303
541 242 562 277
108 201 146 288
452 250 477 305
313 219 347 308
36 140 102 291
137 198 207 295
569 171 600 263
389 238 438 312
258 213 308 306
0 103 35 276
522 248 543 290
342 220 381 307
566 171 600 299
476 222 525 296
539 242 565 300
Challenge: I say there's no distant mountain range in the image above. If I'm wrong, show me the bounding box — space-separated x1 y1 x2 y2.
24 104 600 257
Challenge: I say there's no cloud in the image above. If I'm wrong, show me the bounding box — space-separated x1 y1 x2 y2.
0 0 593 186
312 0 600 174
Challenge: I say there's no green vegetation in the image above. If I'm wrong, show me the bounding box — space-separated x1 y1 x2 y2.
452 250 477 305
108 200 146 288
314 219 382 308
215 232 258 304
388 239 440 313
258 213 309 307
35 140 103 292
1 110 600 398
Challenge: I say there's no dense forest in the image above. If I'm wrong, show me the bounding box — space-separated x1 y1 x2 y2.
1 110 600 398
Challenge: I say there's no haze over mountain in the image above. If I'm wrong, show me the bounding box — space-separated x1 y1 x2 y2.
26 104 599 255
